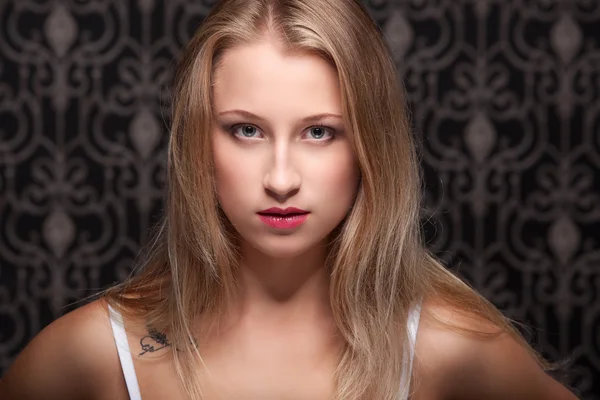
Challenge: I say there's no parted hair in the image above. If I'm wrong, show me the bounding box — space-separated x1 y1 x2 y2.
97 0 566 399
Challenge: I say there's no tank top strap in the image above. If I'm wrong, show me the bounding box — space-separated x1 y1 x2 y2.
400 297 424 400
407 297 423 351
107 304 142 400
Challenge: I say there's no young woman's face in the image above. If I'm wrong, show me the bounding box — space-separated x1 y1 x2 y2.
211 39 360 258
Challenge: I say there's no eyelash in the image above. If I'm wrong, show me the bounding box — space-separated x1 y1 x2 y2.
226 123 336 141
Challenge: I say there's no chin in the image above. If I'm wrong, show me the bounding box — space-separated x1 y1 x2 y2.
242 234 326 260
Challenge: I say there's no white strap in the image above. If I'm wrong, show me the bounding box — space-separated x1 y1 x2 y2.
406 298 423 370
108 304 142 400
398 298 423 399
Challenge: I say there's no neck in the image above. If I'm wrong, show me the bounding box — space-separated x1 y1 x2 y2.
208 240 334 332
239 239 331 315
192 240 345 357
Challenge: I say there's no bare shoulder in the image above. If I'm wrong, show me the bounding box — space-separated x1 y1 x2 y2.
0 298 128 400
411 296 578 400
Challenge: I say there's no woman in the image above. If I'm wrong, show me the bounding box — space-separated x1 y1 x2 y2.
0 0 578 399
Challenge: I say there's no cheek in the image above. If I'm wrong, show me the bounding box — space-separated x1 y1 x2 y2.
213 146 254 204
213 136 238 203
314 151 360 206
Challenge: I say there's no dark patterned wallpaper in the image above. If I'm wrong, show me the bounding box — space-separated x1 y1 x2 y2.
0 0 598 398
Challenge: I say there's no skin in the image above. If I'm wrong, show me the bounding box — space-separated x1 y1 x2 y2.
0 36 580 400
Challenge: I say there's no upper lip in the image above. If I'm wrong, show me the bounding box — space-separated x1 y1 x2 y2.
258 207 309 215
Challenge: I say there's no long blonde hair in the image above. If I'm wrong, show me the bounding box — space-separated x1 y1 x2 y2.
98 0 568 398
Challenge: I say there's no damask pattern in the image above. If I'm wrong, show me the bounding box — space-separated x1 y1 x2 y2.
0 0 598 397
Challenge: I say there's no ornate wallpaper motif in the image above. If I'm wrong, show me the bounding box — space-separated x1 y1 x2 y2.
0 0 598 397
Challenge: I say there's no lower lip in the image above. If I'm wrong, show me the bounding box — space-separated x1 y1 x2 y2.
258 213 309 229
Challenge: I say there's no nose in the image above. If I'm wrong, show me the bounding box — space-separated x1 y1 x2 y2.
263 143 301 202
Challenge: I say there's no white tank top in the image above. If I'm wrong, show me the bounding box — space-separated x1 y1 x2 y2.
108 299 423 400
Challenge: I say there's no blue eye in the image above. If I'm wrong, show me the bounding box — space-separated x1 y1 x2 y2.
308 126 330 140
236 125 258 138
227 124 259 139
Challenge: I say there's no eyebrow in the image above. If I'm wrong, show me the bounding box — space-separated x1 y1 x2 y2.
217 109 343 124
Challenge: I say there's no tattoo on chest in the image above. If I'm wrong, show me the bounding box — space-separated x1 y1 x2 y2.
139 327 171 356
139 327 199 356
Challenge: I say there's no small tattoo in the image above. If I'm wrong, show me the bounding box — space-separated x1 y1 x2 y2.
138 327 199 356
139 327 171 356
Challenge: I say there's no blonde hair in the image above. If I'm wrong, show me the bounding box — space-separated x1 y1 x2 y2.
97 0 568 398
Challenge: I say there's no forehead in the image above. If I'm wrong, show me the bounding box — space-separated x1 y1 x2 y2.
212 40 342 115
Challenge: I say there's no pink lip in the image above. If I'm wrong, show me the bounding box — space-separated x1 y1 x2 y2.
258 207 309 215
258 213 309 229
